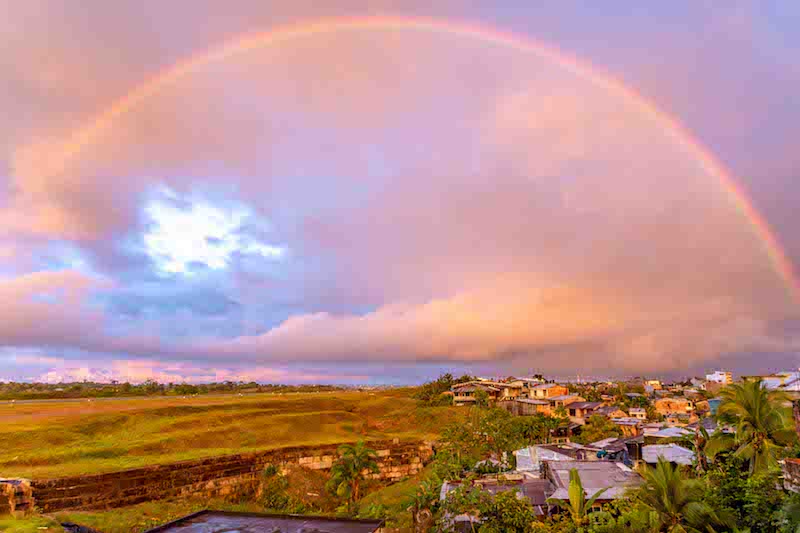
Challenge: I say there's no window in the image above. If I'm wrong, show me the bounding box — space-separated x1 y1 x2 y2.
569 409 577 416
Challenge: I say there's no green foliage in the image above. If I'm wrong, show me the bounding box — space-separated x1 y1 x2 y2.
546 468 608 527
414 373 472 406
258 464 306 513
474 389 491 408
711 379 796 474
636 457 732 533
573 415 622 445
480 490 538 532
0 380 344 400
327 440 379 510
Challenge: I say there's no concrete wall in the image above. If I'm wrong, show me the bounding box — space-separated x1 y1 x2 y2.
27 440 433 512
784 458 800 493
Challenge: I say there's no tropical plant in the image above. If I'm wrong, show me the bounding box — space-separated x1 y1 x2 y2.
405 477 441 532
709 379 795 474
636 457 732 532
546 468 608 526
327 440 379 508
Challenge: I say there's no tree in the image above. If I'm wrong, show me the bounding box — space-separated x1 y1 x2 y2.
480 490 537 533
474 389 490 408
406 477 441 532
546 468 608 527
573 415 621 445
709 379 795 474
327 441 379 509
636 457 731 532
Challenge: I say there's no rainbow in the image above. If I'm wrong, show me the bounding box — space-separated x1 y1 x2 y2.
35 16 799 301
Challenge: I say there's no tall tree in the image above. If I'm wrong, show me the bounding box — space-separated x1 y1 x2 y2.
327 440 379 508
636 457 731 532
709 379 795 474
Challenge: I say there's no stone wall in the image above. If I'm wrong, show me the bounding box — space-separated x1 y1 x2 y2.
0 479 33 516
28 439 433 512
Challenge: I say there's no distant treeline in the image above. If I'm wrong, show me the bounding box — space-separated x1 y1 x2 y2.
0 380 347 400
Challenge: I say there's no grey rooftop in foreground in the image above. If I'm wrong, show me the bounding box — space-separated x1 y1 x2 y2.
143 510 384 533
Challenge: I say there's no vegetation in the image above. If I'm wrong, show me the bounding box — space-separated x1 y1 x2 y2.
5 375 800 532
0 380 346 400
546 469 608 527
0 389 464 478
327 440 380 508
572 415 622 445
710 379 795 473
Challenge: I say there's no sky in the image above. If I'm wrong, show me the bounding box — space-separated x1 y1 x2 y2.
1 1 799 384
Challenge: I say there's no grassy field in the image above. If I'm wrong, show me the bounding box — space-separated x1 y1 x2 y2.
0 389 460 479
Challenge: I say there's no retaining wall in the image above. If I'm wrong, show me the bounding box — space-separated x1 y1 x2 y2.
24 439 433 512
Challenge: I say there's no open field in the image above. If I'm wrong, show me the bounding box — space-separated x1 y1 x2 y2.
0 389 459 479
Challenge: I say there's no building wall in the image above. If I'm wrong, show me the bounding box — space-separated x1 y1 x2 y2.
27 440 433 513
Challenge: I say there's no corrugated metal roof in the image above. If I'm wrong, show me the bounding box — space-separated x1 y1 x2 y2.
642 444 695 465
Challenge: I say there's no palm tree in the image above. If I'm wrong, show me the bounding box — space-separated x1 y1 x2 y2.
636 457 731 532
406 477 440 532
693 426 709 474
546 468 608 526
709 378 795 474
327 440 379 507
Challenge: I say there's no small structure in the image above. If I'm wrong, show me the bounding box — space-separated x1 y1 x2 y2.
654 397 695 416
628 407 647 420
610 417 642 437
528 383 570 400
143 510 384 533
500 398 551 416
705 371 732 385
594 405 628 419
440 474 552 528
515 444 599 473
567 401 604 424
644 426 692 444
544 461 642 504
548 394 584 411
451 382 502 405
642 444 695 467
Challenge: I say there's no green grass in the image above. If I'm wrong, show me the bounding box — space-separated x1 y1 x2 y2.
0 515 62 533
0 390 462 479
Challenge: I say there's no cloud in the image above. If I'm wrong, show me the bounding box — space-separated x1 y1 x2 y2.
0 5 798 380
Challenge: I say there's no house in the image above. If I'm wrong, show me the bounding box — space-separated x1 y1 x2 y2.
644 380 662 394
590 436 644 465
515 443 600 472
528 383 570 400
654 397 694 416
705 370 732 385
543 460 642 506
594 405 628 419
664 412 696 426
642 444 694 467
644 426 692 444
451 382 502 405
610 417 642 437
451 381 522 405
567 401 604 424
440 473 552 528
628 407 647 420
142 511 384 533
500 398 551 416
624 393 645 400
548 394 584 411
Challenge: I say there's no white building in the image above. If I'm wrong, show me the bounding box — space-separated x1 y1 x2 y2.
705 371 732 385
